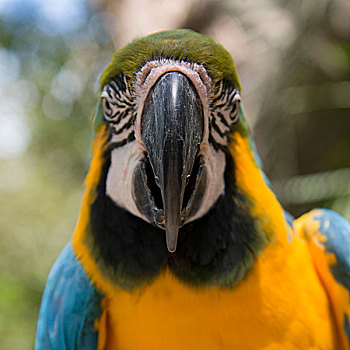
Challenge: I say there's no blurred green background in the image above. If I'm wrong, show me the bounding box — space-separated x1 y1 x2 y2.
0 0 349 348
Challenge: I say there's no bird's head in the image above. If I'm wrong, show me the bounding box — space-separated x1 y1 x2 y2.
75 29 287 289
99 29 241 253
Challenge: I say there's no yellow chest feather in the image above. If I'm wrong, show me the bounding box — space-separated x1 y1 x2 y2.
77 130 338 349
98 237 338 350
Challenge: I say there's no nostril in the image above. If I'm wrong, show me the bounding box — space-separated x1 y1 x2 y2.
182 154 202 211
145 156 163 210
155 176 160 188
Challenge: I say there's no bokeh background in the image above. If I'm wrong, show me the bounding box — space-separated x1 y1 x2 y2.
0 0 349 348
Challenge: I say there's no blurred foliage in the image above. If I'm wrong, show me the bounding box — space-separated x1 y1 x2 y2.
252 0 350 218
0 1 114 348
0 0 349 349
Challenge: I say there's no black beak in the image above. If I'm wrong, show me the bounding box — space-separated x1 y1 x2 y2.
141 72 203 252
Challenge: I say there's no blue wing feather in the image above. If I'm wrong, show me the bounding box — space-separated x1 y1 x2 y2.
312 209 350 291
300 209 350 348
35 242 103 350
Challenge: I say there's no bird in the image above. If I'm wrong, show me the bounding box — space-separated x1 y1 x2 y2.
35 29 350 350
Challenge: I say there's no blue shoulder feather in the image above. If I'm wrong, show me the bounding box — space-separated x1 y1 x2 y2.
312 209 350 291
301 209 350 347
35 242 103 350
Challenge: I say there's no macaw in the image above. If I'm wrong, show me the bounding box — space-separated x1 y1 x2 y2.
35 29 350 350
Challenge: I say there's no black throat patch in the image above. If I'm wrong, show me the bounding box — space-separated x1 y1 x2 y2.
88 149 268 290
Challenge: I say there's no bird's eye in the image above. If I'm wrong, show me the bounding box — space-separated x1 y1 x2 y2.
230 100 240 124
226 88 240 124
102 95 111 114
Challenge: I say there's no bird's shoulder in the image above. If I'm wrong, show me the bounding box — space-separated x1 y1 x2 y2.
294 208 350 349
35 242 103 350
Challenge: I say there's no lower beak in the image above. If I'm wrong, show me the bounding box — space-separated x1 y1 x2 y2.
141 72 203 252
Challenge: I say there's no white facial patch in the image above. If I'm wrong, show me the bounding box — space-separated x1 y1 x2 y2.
189 144 226 223
106 138 149 222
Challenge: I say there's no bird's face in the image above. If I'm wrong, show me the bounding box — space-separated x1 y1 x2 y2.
101 59 240 252
75 30 284 289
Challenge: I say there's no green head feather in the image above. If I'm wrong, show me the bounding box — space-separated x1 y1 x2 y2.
94 29 246 134
100 29 241 90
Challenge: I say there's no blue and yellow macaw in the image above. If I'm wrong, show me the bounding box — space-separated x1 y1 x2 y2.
35 29 350 349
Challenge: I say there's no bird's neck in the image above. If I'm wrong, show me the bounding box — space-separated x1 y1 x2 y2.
72 126 288 296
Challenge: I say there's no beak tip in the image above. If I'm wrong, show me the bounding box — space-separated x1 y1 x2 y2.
166 228 178 253
167 246 177 254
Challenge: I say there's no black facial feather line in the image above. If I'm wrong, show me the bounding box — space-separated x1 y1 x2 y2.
209 79 241 149
101 73 240 151
101 74 136 146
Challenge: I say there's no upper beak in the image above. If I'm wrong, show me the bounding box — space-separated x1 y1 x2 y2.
141 72 203 252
